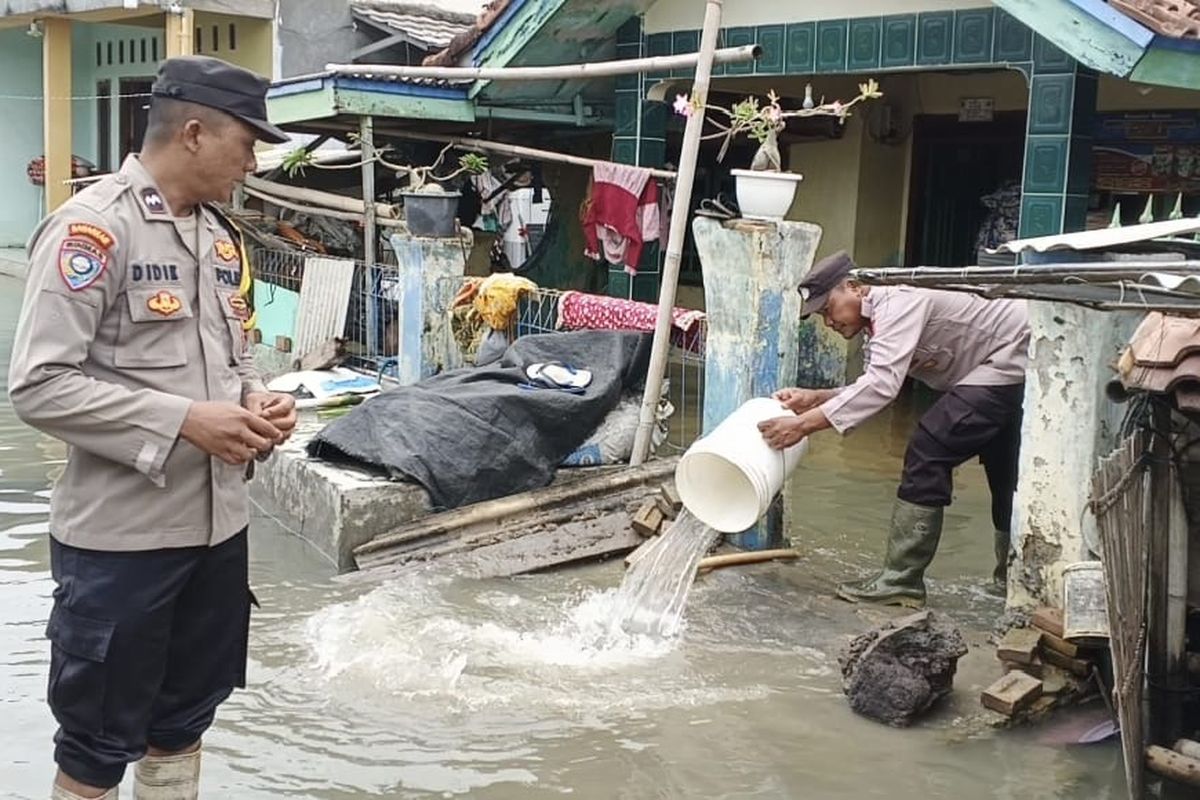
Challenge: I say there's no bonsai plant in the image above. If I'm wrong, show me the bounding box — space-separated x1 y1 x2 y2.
673 79 883 220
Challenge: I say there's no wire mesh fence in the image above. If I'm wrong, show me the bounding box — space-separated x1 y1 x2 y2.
250 248 708 451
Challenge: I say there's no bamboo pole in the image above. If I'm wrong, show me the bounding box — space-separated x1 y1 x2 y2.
630 0 723 465
378 128 679 181
1149 402 1173 746
361 115 380 358
244 175 399 219
242 185 408 228
855 262 1200 284
327 44 758 82
697 549 799 573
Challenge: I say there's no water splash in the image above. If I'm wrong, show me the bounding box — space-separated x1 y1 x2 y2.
607 510 720 639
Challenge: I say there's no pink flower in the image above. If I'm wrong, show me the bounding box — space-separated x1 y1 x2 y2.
673 93 694 117
830 100 845 115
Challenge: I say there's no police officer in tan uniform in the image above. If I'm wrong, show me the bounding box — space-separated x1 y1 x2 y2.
760 252 1029 609
9 55 298 800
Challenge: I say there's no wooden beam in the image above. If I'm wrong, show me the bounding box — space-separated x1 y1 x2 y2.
1147 745 1200 788
42 17 72 213
243 174 399 218
164 6 194 58
992 0 1151 76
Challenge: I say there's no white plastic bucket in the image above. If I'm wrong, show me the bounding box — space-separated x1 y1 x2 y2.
674 398 809 533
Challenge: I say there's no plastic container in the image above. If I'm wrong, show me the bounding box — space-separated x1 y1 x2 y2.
674 397 809 533
402 191 461 237
1062 561 1109 640
731 169 804 221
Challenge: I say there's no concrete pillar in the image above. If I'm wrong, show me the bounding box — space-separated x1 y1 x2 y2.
42 17 72 213
693 216 831 550
388 232 471 384
1007 253 1141 610
165 7 195 58
1018 37 1097 237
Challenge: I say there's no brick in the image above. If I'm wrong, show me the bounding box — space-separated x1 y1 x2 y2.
631 499 665 538
1039 630 1080 659
655 493 677 521
982 671 1044 717
1042 646 1092 677
1031 607 1065 638
997 628 1043 665
1004 654 1044 679
660 482 683 513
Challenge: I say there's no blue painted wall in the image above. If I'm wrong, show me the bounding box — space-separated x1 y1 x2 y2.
0 29 45 248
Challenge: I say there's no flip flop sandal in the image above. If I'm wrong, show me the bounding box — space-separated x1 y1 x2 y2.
525 361 593 390
517 381 587 395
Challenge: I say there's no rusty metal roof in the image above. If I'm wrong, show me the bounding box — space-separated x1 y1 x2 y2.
1109 0 1200 39
351 1 477 50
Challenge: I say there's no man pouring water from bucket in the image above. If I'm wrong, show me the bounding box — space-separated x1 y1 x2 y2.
757 251 1030 608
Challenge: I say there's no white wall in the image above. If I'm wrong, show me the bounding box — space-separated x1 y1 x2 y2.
644 0 994 34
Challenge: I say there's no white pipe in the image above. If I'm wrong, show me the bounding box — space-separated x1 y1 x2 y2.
630 0 723 466
326 44 758 82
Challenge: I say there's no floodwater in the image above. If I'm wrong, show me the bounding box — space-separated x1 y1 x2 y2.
0 275 1126 799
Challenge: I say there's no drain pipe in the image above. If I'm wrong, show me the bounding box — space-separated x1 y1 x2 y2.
630 0 724 466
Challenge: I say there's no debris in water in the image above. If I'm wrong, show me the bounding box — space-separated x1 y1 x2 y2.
838 610 968 727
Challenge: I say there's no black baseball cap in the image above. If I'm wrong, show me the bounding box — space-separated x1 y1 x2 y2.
798 250 856 318
151 55 289 144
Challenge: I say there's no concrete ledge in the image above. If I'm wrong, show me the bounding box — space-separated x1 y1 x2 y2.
251 416 431 571
0 249 29 281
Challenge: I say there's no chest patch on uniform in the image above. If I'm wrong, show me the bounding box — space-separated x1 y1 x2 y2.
214 240 239 263
130 262 180 282
227 293 250 320
141 188 168 214
58 238 109 291
147 290 183 317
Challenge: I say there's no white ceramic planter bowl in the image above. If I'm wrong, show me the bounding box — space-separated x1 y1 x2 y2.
731 169 804 221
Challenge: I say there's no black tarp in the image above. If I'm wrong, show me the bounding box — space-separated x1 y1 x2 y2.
307 331 653 509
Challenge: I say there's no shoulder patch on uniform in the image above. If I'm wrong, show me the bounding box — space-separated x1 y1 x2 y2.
214 239 239 263
147 290 183 317
66 222 116 250
58 238 109 291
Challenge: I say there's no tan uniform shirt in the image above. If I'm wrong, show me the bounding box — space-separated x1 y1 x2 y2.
9 155 266 551
820 287 1030 434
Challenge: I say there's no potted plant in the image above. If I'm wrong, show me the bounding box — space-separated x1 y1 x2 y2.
283 141 488 237
674 79 883 221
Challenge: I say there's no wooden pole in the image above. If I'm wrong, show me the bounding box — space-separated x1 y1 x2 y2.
377 128 678 181
1148 401 1173 746
328 44 758 82
241 185 408 227
244 174 400 218
630 0 723 465
361 115 380 358
697 549 799 573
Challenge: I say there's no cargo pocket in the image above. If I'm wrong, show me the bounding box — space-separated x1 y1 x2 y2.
233 587 258 689
215 288 250 365
45 605 115 733
114 288 194 369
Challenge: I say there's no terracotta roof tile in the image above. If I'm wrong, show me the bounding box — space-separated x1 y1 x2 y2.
1110 0 1200 40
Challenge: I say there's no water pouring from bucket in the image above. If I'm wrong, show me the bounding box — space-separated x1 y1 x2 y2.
675 398 809 533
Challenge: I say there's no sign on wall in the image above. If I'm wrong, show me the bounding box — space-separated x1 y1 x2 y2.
1093 111 1200 194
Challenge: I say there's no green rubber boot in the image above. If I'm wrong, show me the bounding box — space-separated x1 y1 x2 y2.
991 528 1011 595
836 499 944 608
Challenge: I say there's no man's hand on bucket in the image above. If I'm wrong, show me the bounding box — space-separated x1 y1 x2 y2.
759 404 833 450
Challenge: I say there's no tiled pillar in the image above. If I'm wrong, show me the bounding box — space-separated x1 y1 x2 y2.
1018 37 1096 237
609 17 667 302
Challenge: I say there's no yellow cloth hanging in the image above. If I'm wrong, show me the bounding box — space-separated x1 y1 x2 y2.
473 273 538 330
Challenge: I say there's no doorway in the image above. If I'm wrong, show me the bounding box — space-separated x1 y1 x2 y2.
905 111 1027 267
118 77 154 160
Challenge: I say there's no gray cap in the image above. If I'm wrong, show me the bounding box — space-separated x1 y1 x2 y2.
151 55 289 144
798 250 856 318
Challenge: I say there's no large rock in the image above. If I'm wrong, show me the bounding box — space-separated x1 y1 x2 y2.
838 610 968 727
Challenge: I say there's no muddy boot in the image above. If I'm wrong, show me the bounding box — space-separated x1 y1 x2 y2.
990 528 1011 595
134 748 200 800
836 499 944 608
52 784 117 799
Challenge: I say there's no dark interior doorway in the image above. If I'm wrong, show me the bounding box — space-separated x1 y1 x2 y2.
906 111 1026 267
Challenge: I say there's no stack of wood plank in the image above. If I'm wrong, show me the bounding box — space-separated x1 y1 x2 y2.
982 607 1103 718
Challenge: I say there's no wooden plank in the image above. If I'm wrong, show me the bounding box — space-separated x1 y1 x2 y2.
982 671 1044 717
1031 607 1066 638
1004 654 1045 680
992 0 1149 76
661 482 682 513
998 628 1043 665
698 549 799 573
1147 745 1200 788
1039 630 1080 659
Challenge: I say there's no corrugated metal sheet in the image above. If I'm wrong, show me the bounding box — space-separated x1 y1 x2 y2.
351 1 476 49
295 257 357 358
993 218 1200 254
